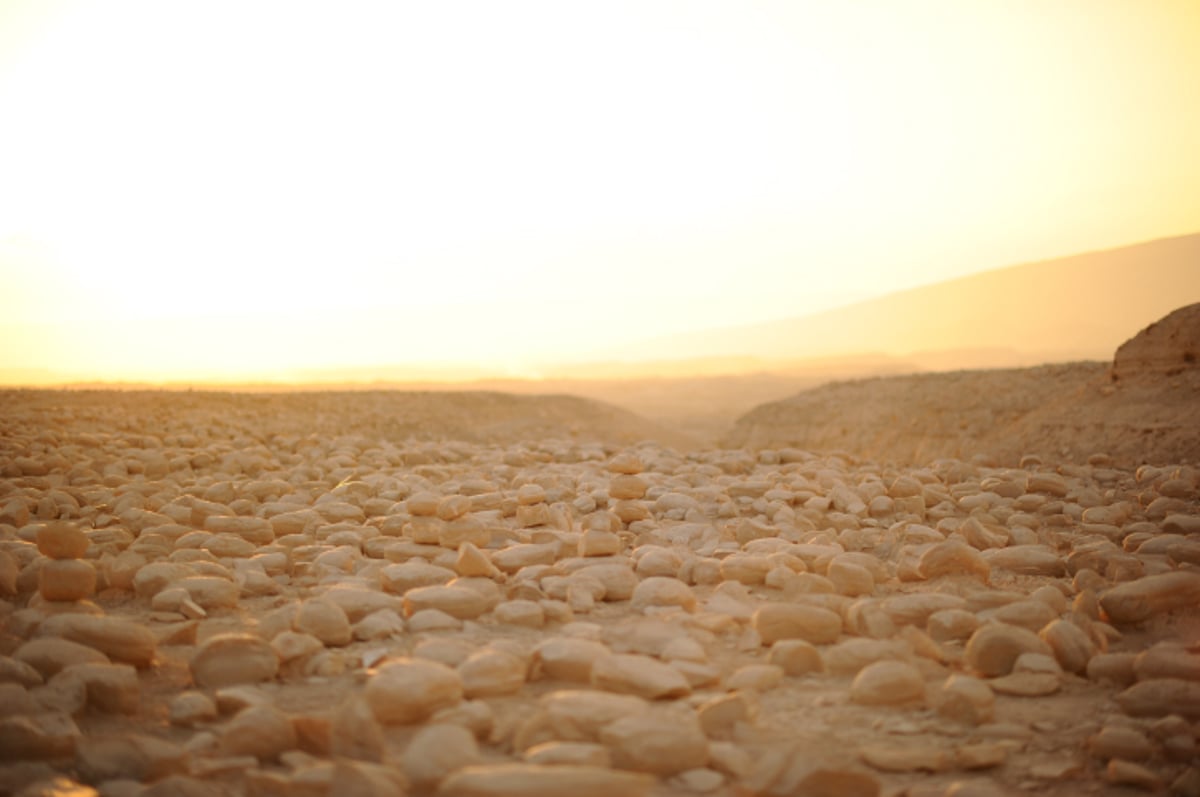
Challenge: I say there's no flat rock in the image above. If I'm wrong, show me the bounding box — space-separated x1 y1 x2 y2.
36 615 156 669
190 634 279 689
753 603 842 645
1116 678 1200 719
438 764 654 797
365 658 463 724
1099 571 1200 625
402 723 481 789
964 623 1052 677
15 639 109 679
850 661 925 706
599 710 709 775
35 522 89 560
220 704 296 761
590 653 691 699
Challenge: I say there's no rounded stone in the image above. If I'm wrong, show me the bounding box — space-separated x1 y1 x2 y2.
850 660 925 706
964 623 1053 677
38 559 96 602
36 522 90 560
190 634 279 689
365 658 463 725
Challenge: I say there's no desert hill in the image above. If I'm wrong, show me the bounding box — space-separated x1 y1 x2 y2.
725 303 1200 467
603 232 1200 366
0 389 696 454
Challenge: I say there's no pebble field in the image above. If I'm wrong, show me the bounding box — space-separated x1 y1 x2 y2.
0 388 1198 797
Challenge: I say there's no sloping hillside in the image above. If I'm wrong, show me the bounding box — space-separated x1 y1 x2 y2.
0 390 697 453
725 304 1200 467
609 233 1200 365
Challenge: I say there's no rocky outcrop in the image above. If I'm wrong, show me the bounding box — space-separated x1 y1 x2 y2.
1111 303 1200 381
725 305 1200 466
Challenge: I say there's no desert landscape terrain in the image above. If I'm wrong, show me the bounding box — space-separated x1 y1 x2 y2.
0 298 1197 797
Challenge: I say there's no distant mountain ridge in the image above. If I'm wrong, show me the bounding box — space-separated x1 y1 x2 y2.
601 232 1200 365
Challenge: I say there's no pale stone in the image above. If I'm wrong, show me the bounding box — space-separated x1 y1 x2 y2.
670 768 725 793
989 672 1060 697
827 559 875 597
850 661 925 706
630 576 696 612
0 549 17 596
403 723 481 789
492 543 557 573
132 562 194 599
203 515 274 545
790 768 882 797
271 631 323 668
408 608 463 632
440 516 491 549
935 675 995 725
860 744 952 773
353 608 406 641
927 609 980 642
979 599 1057 633
576 564 638 601
524 741 611 767
726 664 784 692
0 655 44 687
609 474 648 500
954 742 1009 770
883 593 967 626
365 658 463 724
15 638 109 679
38 559 95 602
768 639 825 676
1087 725 1154 761
58 662 138 714
918 540 990 582
74 733 187 782
455 542 502 579
176 576 238 610
1088 652 1138 686
1133 642 1200 681
190 634 278 689
539 689 649 742
533 638 610 682
380 561 456 594
404 585 489 620
329 694 385 762
294 598 353 647
591 653 690 699
753 603 841 645
964 623 1053 677
697 692 751 738
36 522 89 560
220 705 296 762
1105 759 1163 791
1099 571 1200 625
0 712 80 760
459 649 526 698
720 554 772 585
1039 619 1097 674
983 545 1066 576
36 614 156 669
599 710 708 775
493 599 544 628
1116 678 1200 719
578 530 622 557
439 764 654 797
169 691 217 726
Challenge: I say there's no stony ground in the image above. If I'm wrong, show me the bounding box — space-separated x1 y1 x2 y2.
1 390 1198 797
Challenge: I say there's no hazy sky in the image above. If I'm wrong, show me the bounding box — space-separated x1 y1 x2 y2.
1 1 1198 381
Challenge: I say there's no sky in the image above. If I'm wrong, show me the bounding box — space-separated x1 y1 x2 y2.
1 0 1198 383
